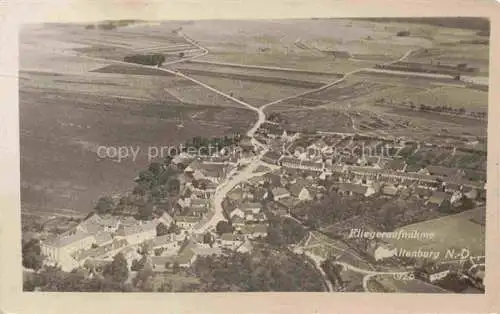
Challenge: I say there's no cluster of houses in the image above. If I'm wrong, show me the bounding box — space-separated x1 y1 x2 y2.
40 213 170 272
256 130 485 208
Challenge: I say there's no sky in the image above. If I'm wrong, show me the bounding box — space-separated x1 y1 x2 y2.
3 0 495 24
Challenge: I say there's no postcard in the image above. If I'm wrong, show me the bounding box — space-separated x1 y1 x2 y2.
1 0 498 313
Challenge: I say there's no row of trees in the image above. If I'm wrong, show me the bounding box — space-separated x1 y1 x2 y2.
411 103 467 115
410 102 486 118
124 54 166 66
185 134 242 153
93 157 181 219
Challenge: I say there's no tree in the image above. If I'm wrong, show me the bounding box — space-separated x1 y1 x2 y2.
103 253 129 283
168 222 180 234
22 239 44 271
460 196 475 211
138 202 154 220
166 178 181 195
94 196 115 215
215 221 233 235
148 162 162 177
172 261 180 274
156 222 169 236
131 255 147 271
132 184 147 196
203 232 214 245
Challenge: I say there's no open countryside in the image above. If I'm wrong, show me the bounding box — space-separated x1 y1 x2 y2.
21 18 488 293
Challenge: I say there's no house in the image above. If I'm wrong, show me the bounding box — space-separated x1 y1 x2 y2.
158 212 174 227
185 205 209 217
405 164 422 173
150 234 179 251
463 187 478 200
176 248 198 268
94 231 113 246
262 151 282 165
271 187 291 200
172 152 195 166
83 258 112 273
183 160 202 174
288 182 312 201
427 191 451 207
41 230 96 271
366 156 382 168
415 187 433 199
255 188 269 202
463 169 486 182
175 216 201 230
73 238 129 266
267 200 289 216
100 216 122 232
444 182 462 192
231 216 246 230
336 183 376 197
236 240 253 253
219 233 245 249
264 172 283 187
114 220 157 246
184 161 227 183
386 159 407 172
151 255 176 272
381 184 398 196
191 199 210 209
202 167 226 183
421 264 451 283
229 208 246 219
424 166 464 179
76 214 105 234
240 224 268 239
280 157 324 172
244 211 267 223
239 202 262 214
372 244 397 261
450 190 463 204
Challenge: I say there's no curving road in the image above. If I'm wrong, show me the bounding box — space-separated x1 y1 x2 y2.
258 47 419 114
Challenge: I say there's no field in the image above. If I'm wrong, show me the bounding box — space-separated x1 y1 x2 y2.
172 61 340 83
20 24 256 215
369 275 449 293
179 19 429 69
19 18 489 217
384 208 486 260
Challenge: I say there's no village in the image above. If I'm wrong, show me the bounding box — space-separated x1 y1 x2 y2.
24 114 486 293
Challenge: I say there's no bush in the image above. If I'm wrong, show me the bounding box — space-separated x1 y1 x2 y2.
124 54 166 66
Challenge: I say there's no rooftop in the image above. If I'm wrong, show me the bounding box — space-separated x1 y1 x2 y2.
428 191 451 204
44 229 95 248
336 183 369 195
240 224 268 235
115 220 156 237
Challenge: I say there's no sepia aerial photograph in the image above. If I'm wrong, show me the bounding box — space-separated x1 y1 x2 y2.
20 17 488 293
